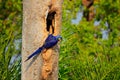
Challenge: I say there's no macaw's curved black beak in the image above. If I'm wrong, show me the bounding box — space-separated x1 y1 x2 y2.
56 35 62 41
59 36 62 41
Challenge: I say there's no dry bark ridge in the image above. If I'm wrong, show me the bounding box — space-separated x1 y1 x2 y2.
82 0 95 21
22 0 63 80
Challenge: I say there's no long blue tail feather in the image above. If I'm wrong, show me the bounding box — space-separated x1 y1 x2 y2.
25 47 43 62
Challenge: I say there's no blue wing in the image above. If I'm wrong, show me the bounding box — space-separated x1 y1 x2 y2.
43 35 58 49
45 34 54 42
25 47 43 62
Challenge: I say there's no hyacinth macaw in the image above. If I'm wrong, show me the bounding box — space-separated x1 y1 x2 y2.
25 34 62 62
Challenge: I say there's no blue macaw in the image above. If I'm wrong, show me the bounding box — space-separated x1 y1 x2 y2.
25 34 62 62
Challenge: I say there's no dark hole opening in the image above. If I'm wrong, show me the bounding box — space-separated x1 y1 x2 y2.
46 11 56 34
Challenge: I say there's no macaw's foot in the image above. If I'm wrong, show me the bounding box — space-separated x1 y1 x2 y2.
43 49 47 53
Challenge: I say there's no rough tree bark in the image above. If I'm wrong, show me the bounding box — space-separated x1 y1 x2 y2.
22 0 63 80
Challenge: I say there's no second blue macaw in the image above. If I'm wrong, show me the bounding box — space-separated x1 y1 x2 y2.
25 34 62 62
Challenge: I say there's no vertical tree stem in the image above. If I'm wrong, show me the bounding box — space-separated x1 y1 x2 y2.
22 0 63 80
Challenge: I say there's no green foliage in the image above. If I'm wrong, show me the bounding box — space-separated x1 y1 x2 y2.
59 0 120 80
0 0 22 80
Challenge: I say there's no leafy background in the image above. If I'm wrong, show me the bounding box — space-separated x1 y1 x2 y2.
0 0 120 80
0 0 22 80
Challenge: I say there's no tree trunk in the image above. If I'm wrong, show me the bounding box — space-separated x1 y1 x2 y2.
82 0 95 21
22 0 63 80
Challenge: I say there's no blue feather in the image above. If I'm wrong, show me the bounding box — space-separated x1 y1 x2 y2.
25 47 43 62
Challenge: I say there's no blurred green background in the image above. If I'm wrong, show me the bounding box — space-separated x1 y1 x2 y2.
0 0 120 80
